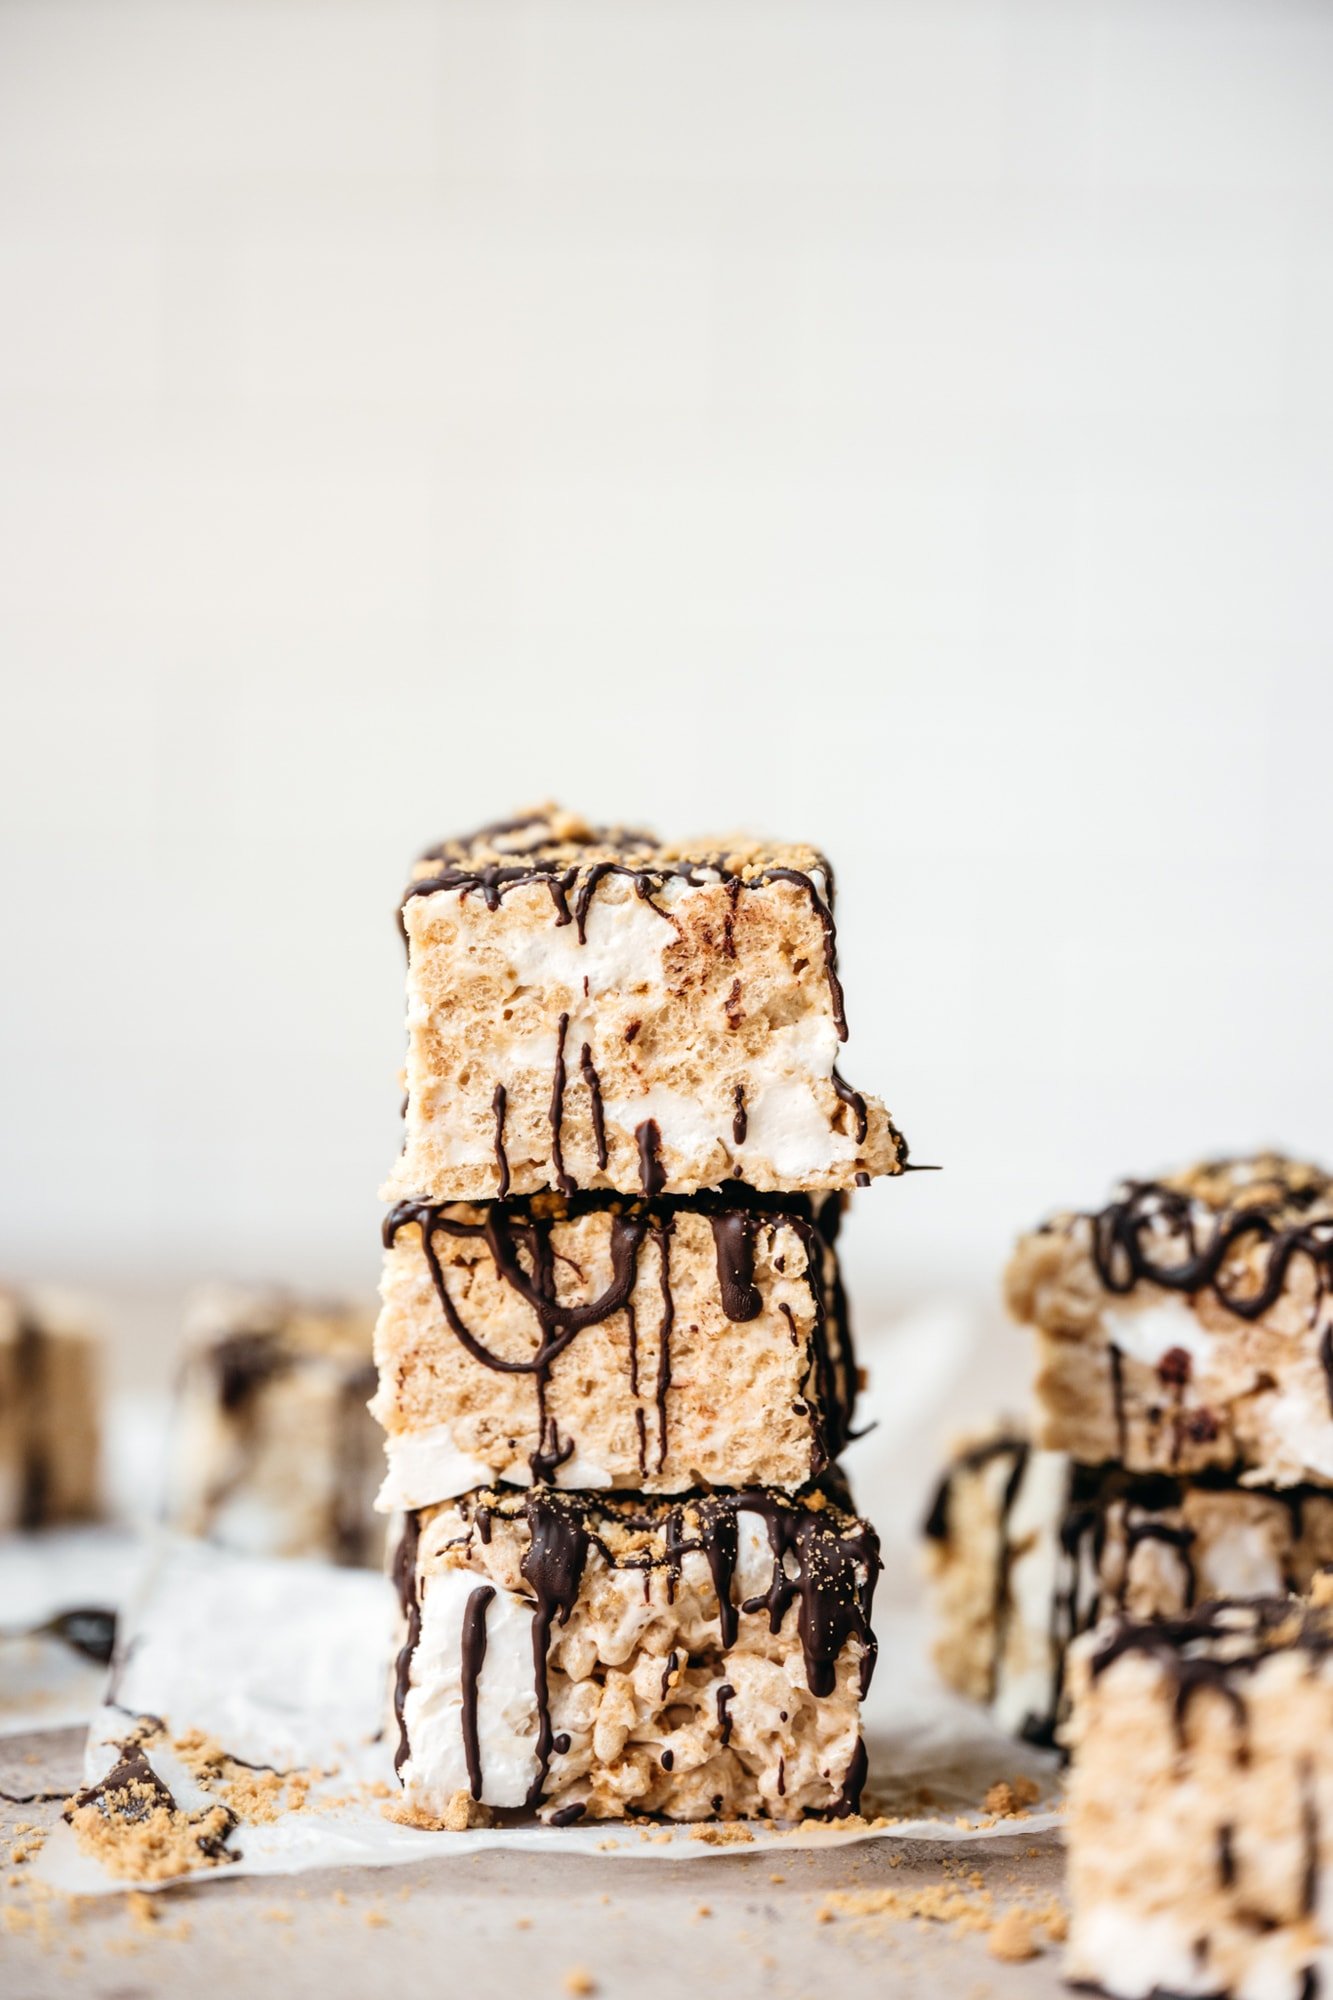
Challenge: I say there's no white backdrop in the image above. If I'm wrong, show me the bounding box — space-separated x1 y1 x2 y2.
2 1 1331 1360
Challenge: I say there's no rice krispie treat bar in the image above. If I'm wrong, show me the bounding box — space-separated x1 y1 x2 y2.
165 1287 382 1566
0 1287 100 1530
924 1426 1333 1746
384 806 906 1203
1009 1154 1333 1485
392 1483 879 1824
1065 1595 1333 1999
374 1190 855 1508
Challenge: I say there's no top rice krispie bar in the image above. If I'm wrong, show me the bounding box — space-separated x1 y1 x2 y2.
383 807 907 1201
1009 1154 1333 1486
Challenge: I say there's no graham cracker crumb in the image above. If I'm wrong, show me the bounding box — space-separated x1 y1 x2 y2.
987 1907 1040 1963
689 1823 753 1846
381 1792 491 1833
563 1968 596 1996
66 1773 235 1884
817 1883 995 1936
981 1777 1041 1817
364 1909 389 1929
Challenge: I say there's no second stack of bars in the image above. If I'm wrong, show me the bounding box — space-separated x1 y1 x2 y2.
372 807 909 1826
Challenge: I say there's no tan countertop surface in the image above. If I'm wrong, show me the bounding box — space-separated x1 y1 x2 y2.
2 1726 1069 2000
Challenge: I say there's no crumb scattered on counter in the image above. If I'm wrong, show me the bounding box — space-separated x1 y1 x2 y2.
982 1778 1041 1818
987 1908 1040 1962
562 1967 596 1996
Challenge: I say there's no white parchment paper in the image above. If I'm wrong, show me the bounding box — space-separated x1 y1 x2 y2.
0 1526 144 1737
31 1533 1060 1893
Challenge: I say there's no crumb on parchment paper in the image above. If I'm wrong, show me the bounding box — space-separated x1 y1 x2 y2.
562 1968 596 1996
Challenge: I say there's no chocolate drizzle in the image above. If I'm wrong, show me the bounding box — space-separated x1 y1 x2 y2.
708 1215 763 1323
731 1085 747 1146
1086 1598 1333 1755
1090 1170 1333 1327
519 1494 592 1807
386 1191 853 1484
491 1085 510 1199
459 1585 495 1800
580 1044 608 1171
715 1683 735 1747
830 1069 868 1146
636 1119 665 1197
652 1222 674 1474
549 1013 575 1196
392 1512 423 1776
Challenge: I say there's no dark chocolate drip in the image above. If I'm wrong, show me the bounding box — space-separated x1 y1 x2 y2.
579 1044 608 1171
1124 1518 1197 1608
459 1585 495 1801
549 1013 575 1196
1217 1822 1236 1890
830 1069 868 1146
740 1498 881 1699
1109 1344 1128 1460
760 867 848 1042
709 1214 763 1322
520 1494 592 1808
492 1084 510 1199
392 1512 423 1776
660 1649 679 1700
660 1748 674 1771
636 1119 665 1197
732 1084 747 1146
790 1213 840 1468
1090 1178 1333 1326
990 1443 1033 1706
921 1432 1031 1544
700 1502 739 1649
546 870 576 927
212 1330 288 1414
832 1734 869 1818
549 1802 585 1825
715 1682 735 1747
653 1222 674 1475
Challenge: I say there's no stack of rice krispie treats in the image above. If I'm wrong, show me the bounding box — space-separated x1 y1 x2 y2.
927 1154 1333 1998
374 807 905 1826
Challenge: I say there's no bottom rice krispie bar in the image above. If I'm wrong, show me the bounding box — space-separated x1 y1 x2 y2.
923 1427 1333 1745
1065 1595 1333 1999
392 1483 879 1824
